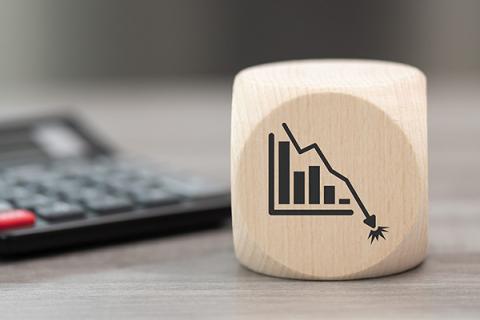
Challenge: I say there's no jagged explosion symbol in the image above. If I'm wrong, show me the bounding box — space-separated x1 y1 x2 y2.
368 226 389 243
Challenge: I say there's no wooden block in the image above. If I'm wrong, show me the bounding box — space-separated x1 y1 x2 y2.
231 60 428 280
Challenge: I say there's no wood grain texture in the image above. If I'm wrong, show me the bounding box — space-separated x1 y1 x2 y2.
231 60 428 279
0 78 478 319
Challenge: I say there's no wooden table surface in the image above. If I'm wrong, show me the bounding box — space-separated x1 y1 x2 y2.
0 78 478 319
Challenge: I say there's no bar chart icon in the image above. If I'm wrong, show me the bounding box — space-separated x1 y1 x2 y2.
267 123 387 242
268 124 355 216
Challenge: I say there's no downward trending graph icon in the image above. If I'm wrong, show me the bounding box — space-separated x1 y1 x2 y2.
268 123 388 243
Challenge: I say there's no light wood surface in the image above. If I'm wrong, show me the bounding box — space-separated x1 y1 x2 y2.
0 77 478 318
231 60 428 279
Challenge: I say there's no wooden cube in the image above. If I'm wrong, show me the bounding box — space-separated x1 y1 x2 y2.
231 60 428 280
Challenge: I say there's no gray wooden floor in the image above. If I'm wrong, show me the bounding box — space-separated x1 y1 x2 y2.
0 77 479 319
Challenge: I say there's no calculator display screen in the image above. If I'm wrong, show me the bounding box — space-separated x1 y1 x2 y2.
0 117 108 167
33 122 90 159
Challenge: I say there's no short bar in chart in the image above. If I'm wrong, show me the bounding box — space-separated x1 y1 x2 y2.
324 186 335 204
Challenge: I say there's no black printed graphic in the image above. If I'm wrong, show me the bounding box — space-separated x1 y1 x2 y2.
268 123 388 243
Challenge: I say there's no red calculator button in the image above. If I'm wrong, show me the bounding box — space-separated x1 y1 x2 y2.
0 210 36 231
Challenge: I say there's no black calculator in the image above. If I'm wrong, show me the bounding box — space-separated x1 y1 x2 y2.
0 115 230 255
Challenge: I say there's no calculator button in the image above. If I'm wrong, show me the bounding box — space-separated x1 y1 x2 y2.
36 202 85 222
132 189 179 207
177 186 223 199
163 178 223 199
61 187 110 201
85 196 133 214
5 186 34 200
14 194 52 209
0 201 13 212
0 210 35 231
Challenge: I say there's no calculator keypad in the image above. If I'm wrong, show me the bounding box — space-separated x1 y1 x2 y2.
0 158 219 230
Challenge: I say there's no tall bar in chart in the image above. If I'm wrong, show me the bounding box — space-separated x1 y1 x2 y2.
278 141 290 204
309 166 320 204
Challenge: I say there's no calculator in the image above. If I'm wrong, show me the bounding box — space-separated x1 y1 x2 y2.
0 115 230 255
